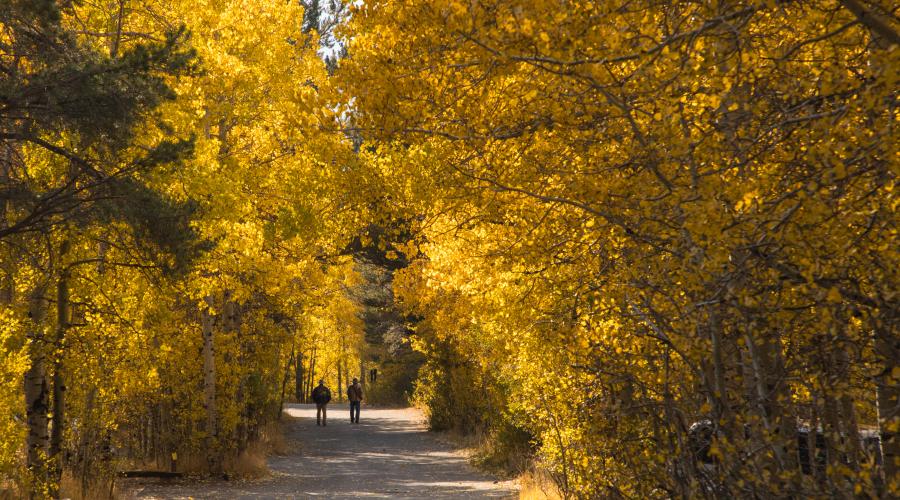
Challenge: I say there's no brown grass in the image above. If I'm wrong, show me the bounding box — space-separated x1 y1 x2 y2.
0 484 18 500
434 426 531 478
220 415 300 479
261 416 297 456
221 442 268 479
437 429 562 499
518 468 562 500
114 415 301 493
59 471 121 500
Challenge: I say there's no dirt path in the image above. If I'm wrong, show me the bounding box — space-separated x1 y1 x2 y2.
130 403 518 499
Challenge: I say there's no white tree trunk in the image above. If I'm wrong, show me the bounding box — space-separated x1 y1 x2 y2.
24 285 49 479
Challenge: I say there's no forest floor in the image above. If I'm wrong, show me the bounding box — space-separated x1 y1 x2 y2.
127 403 518 499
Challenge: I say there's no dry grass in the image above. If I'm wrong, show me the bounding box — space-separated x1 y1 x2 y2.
59 471 121 500
221 442 268 479
440 426 532 478
434 426 563 500
116 416 300 487
0 470 121 500
517 468 562 500
220 415 300 479
261 416 298 456
0 484 18 500
3 419 299 500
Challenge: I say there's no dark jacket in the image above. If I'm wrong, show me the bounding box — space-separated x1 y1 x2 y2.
312 385 331 405
347 383 363 402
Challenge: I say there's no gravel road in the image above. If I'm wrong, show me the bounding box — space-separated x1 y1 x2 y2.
130 403 518 499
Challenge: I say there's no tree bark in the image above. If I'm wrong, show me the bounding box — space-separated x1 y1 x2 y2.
744 331 783 463
24 284 50 494
838 0 900 46
874 322 899 488
360 359 366 395
342 358 349 398
306 347 317 401
201 295 217 466
280 348 294 420
706 311 729 421
77 387 96 496
294 348 304 402
50 264 70 487
767 331 799 488
337 359 343 403
222 293 247 443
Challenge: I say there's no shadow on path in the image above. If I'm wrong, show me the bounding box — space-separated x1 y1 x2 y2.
131 404 517 499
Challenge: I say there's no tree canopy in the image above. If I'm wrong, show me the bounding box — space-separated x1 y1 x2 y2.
1 1 897 498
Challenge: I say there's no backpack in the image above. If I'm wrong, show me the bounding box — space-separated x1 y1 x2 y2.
313 386 331 404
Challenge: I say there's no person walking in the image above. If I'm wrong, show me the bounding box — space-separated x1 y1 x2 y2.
311 379 332 426
347 378 363 423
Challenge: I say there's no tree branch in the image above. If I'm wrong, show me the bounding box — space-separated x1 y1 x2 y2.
838 0 900 46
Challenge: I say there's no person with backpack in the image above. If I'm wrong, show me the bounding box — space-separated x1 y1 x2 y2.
347 378 363 423
311 379 332 426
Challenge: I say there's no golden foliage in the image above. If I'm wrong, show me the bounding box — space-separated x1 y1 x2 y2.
1 0 897 498
337 0 899 497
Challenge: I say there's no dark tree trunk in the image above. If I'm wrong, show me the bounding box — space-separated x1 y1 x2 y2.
50 265 70 488
295 348 305 403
